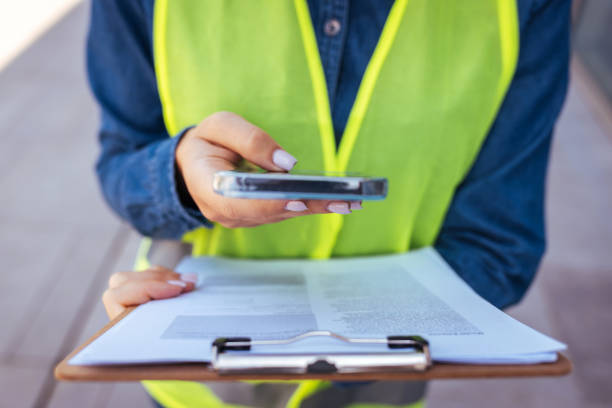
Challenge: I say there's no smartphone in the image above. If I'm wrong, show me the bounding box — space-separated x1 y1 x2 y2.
212 170 388 201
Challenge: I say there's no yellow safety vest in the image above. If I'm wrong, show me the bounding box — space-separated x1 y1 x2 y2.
140 0 519 406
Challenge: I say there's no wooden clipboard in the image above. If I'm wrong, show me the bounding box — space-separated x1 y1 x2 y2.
55 308 572 382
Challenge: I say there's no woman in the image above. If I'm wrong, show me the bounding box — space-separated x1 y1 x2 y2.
91 0 570 406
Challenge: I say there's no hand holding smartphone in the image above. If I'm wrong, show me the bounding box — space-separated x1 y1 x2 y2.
177 111 383 227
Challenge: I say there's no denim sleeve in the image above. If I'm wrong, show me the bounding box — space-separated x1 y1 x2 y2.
435 0 571 309
87 0 210 239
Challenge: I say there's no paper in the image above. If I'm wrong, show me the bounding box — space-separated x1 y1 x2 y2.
70 248 565 366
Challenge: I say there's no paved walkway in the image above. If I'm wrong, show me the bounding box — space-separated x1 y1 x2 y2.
0 4 610 407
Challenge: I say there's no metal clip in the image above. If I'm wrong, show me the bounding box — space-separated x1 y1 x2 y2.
211 331 431 375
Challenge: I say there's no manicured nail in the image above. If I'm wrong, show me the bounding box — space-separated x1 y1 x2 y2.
328 202 351 214
181 273 198 283
350 201 363 210
272 149 297 171
285 201 308 212
167 280 187 288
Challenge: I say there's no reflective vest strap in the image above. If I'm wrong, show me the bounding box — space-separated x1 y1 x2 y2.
286 380 331 408
496 0 520 104
299 381 426 408
293 0 335 173
144 380 306 408
134 237 153 271
207 382 301 407
142 380 244 408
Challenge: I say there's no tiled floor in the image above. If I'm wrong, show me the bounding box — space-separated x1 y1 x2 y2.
0 4 610 408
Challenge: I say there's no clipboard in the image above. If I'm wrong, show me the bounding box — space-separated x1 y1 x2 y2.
55 308 572 382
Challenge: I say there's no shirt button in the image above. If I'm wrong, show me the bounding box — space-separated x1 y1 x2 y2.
323 18 341 37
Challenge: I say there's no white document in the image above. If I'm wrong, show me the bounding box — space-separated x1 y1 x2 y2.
70 248 565 366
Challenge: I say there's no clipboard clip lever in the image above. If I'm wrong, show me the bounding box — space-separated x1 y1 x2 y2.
211 331 431 375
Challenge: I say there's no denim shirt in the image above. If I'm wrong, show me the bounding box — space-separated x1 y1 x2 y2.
88 0 570 309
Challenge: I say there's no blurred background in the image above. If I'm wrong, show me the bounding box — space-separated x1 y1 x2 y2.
0 1 610 407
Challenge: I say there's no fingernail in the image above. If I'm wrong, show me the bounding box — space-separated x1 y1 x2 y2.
328 202 351 214
181 273 198 283
350 201 363 210
272 149 297 171
285 201 308 212
167 280 187 288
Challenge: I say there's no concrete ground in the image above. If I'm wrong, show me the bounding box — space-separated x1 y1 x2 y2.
0 4 610 408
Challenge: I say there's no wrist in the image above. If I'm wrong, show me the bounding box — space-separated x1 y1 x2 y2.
175 126 196 179
173 126 199 210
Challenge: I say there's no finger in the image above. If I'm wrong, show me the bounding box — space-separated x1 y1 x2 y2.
108 279 194 306
200 111 297 171
350 201 363 210
108 267 180 289
103 279 195 320
304 200 352 215
285 200 309 212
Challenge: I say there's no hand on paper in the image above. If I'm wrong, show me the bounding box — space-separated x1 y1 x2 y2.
102 266 197 320
175 111 359 228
